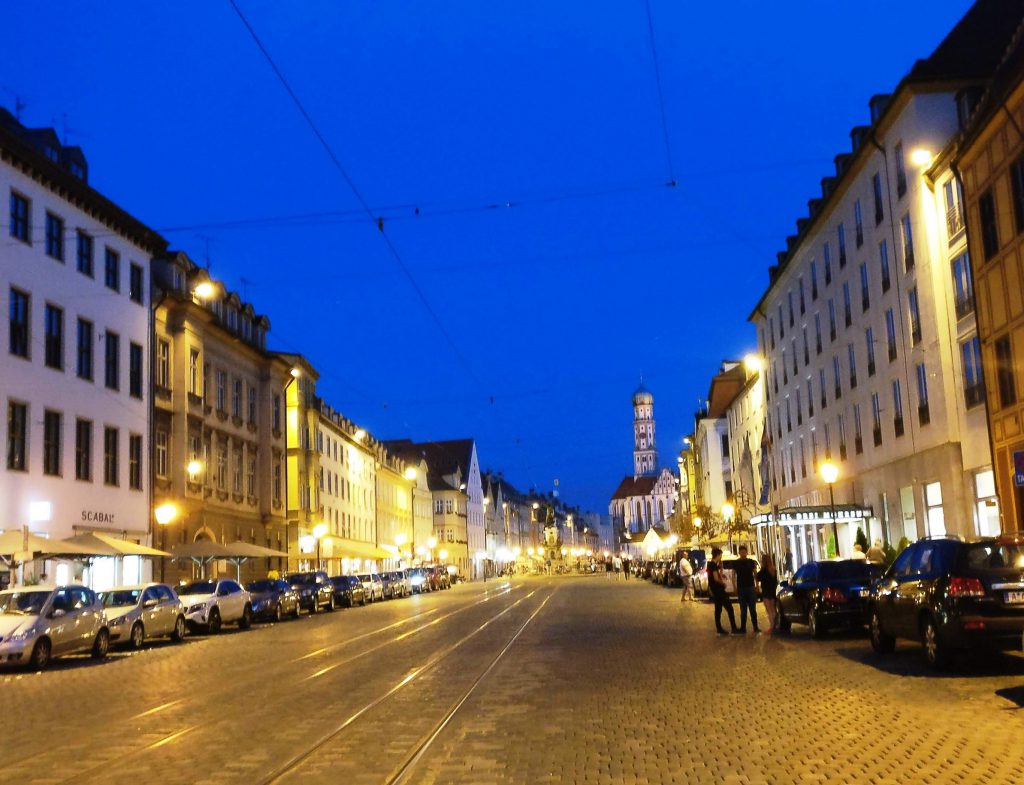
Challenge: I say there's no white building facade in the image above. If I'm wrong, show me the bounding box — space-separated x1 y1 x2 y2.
1 111 166 587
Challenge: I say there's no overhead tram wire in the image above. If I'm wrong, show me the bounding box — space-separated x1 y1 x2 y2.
227 0 486 395
643 0 676 187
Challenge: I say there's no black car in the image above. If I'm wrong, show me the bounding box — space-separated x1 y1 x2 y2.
245 579 301 622
869 535 1024 668
284 571 335 613
777 559 880 637
329 575 366 607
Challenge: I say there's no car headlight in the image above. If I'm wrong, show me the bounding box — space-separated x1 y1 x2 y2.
107 616 126 627
9 628 37 643
187 602 208 614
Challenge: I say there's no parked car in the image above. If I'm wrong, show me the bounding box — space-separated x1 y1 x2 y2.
178 578 253 633
383 571 410 598
100 583 186 648
777 560 879 637
285 571 335 613
721 556 761 598
692 566 710 596
357 573 385 602
408 568 432 594
245 578 301 622
426 566 450 590
0 585 110 669
330 575 366 607
869 535 1024 668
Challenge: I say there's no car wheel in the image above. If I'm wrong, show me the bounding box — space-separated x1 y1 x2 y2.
293 601 301 619
809 607 827 639
922 615 952 669
171 615 186 642
777 613 791 632
208 608 222 634
328 595 336 611
130 622 145 650
239 605 253 629
92 629 110 659
274 604 283 622
869 610 895 654
29 638 51 671
310 598 319 614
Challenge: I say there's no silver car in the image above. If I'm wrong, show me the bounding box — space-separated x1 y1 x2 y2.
100 583 187 649
177 578 253 633
0 585 110 670
356 573 385 602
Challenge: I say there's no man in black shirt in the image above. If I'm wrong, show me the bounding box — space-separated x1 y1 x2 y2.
708 547 738 635
733 545 760 633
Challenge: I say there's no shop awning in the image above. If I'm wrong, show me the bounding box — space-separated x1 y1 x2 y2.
0 530 102 561
223 541 289 559
64 531 171 557
323 538 393 561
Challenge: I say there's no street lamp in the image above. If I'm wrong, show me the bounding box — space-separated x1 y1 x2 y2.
154 503 178 581
721 503 735 551
820 461 840 558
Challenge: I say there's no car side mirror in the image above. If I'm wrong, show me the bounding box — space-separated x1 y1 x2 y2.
143 598 160 608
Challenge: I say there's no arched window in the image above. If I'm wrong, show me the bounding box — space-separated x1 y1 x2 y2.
658 500 665 520
636 502 642 522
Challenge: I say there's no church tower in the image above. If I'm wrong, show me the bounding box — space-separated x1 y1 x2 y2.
633 384 656 478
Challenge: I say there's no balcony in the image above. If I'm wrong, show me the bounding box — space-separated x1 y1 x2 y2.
894 416 905 438
872 427 882 447
918 404 931 426
964 383 984 409
955 294 974 320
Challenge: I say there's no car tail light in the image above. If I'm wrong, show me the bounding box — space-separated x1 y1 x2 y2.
822 587 847 604
963 620 986 631
948 576 985 598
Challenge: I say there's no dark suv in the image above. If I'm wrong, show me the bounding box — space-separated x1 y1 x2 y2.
284 571 335 614
868 535 1024 668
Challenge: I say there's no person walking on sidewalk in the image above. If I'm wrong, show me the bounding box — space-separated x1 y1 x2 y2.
613 555 622 579
757 553 780 633
708 548 738 635
678 553 695 602
622 555 631 580
733 546 760 633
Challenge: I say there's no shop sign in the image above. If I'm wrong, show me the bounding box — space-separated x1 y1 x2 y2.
1014 451 1024 487
81 510 116 524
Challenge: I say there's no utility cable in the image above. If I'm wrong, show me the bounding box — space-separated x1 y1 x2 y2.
643 0 676 186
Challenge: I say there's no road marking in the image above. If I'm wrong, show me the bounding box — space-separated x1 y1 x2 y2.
145 726 196 750
291 607 442 663
132 699 183 720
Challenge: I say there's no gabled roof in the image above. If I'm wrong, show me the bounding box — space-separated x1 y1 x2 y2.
611 475 659 500
383 439 475 492
705 363 746 418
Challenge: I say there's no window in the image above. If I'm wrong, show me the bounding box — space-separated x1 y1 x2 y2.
995 335 1016 408
103 427 119 486
900 214 915 270
879 240 890 293
908 287 921 345
76 230 93 276
104 248 120 291
248 385 257 425
273 461 282 503
806 379 813 418
9 288 29 358
129 263 144 304
823 242 832 284
837 223 847 267
854 199 864 247
43 410 61 475
1012 155 1024 234
129 434 142 490
232 378 242 418
129 342 143 399
951 253 973 319
872 173 884 224
842 283 852 327
189 349 200 395
216 371 226 411
838 412 847 460
961 336 983 408
802 327 809 366
810 261 819 300
75 419 92 481
156 339 170 389
798 278 806 315
791 338 798 375
828 299 836 341
833 356 842 399
777 304 785 339
216 441 227 490
885 308 897 362
796 389 803 426
848 344 858 389
945 178 965 237
892 381 904 437
155 430 168 478
860 263 870 312
233 448 242 493
787 291 794 327
6 401 27 470
925 482 945 536
9 191 29 243
866 328 876 376
979 189 999 260
819 368 827 410
782 349 788 384
105 332 120 390
272 394 281 432
854 404 864 454
247 455 256 497
895 142 907 197
45 212 64 261
916 362 930 425
814 313 822 355
76 318 93 380
44 304 63 370
768 317 776 350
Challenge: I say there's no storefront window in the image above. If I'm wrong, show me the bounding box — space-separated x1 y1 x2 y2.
975 470 1000 537
925 482 945 536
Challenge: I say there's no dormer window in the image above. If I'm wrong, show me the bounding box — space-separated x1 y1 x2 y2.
45 145 59 163
227 309 237 331
242 318 252 341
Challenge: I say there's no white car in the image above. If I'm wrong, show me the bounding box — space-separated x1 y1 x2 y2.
177 578 253 633
0 585 110 670
99 583 187 648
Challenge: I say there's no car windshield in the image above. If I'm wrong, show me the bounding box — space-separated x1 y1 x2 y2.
964 542 1024 571
357 574 371 581
246 579 276 592
287 574 314 585
0 590 50 615
179 581 216 595
819 561 875 580
99 589 141 608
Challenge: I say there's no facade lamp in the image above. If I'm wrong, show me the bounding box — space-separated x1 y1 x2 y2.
154 504 178 525
193 281 216 300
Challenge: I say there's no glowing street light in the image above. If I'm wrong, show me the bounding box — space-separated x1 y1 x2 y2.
193 281 216 300
439 548 449 561
404 466 418 481
154 503 178 525
820 461 841 558
743 354 763 374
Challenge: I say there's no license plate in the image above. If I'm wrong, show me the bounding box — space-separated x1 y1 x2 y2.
858 589 870 598
1005 591 1024 604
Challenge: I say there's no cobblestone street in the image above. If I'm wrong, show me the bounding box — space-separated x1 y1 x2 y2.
4 575 1023 785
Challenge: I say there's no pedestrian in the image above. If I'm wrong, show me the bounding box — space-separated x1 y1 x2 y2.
733 545 760 633
850 543 868 560
708 547 738 635
613 554 622 579
605 557 613 579
866 539 885 565
784 549 794 577
678 553 695 602
757 553 780 633
622 555 631 580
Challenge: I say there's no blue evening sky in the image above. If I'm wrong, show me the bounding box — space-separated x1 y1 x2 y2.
1 1 973 511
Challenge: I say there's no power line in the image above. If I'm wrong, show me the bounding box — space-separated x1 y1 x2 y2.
643 0 676 186
227 0 486 394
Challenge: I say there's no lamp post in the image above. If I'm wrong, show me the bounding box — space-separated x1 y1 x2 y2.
154 503 178 582
313 522 328 571
721 502 735 551
820 461 840 558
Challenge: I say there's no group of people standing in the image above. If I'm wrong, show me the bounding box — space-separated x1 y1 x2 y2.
605 554 632 580
679 546 781 635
